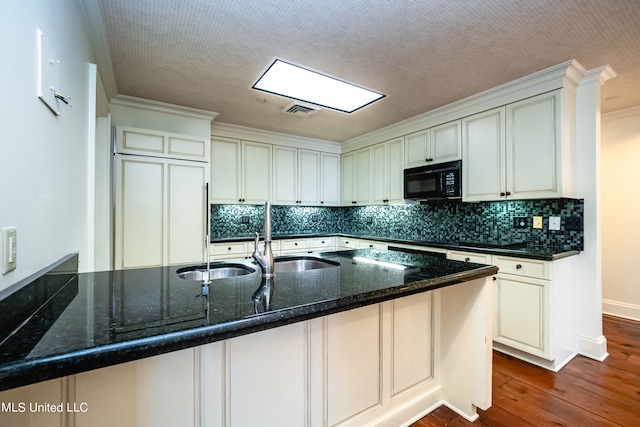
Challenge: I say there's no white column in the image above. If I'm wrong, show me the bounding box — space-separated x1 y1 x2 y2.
575 65 617 361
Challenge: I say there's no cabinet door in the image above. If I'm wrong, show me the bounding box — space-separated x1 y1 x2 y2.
327 304 381 425
272 145 297 205
211 137 241 203
387 137 405 203
298 149 320 205
494 274 550 359
405 130 429 168
430 120 461 163
507 92 560 199
167 162 207 265
242 141 272 204
320 152 341 206
372 143 388 204
355 148 372 204
341 152 355 205
462 107 506 202
115 156 165 269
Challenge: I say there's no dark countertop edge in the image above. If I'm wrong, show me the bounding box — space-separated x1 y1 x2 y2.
211 233 580 261
0 265 497 392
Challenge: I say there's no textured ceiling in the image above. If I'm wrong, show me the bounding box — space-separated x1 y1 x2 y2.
96 0 640 142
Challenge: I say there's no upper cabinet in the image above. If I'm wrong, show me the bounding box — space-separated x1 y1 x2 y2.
341 148 372 205
273 146 321 205
320 153 341 206
405 120 461 168
462 91 569 202
211 132 341 207
372 137 404 204
115 126 209 162
211 137 272 204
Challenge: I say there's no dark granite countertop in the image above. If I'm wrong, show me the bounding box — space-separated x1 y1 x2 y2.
0 249 497 392
211 233 579 261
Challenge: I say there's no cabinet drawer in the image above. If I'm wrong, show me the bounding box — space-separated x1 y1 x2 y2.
338 237 358 249
280 239 309 252
309 237 336 250
359 239 387 250
493 256 549 280
212 242 247 256
446 250 492 264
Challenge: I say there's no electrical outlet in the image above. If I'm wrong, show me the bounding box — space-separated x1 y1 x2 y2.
565 216 583 231
3 227 17 274
514 217 528 229
241 215 250 224
549 216 561 231
532 216 543 229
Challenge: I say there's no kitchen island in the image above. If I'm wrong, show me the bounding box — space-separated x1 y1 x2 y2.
0 248 497 427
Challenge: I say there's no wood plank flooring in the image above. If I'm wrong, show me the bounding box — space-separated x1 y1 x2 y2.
412 315 640 426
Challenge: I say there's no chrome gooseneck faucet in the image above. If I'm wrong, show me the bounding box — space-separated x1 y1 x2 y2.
252 201 275 278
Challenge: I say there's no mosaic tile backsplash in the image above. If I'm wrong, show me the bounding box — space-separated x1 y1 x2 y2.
211 199 584 251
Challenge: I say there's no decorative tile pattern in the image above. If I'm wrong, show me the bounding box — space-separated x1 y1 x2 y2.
211 198 584 251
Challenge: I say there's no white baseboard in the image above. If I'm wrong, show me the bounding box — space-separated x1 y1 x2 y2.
602 299 640 322
577 334 609 361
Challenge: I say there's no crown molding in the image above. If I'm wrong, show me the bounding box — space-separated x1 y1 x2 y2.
111 95 218 122
342 59 586 153
75 0 118 102
211 122 342 154
602 104 640 123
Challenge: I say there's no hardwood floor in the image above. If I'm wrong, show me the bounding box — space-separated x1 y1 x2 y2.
412 315 640 426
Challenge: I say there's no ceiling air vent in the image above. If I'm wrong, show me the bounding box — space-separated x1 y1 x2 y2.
281 102 320 118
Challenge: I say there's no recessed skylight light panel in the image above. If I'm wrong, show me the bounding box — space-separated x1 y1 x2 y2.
253 60 384 113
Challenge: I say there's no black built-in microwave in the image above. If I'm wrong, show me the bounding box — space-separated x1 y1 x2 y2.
403 160 461 200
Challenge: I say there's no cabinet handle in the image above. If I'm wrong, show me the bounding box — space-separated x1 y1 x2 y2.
369 244 374 248
294 242 298 246
227 247 231 251
493 277 497 281
516 264 522 269
320 201 324 204
500 192 505 197
506 192 511 196
464 257 470 262
352 201 357 204
321 241 325 244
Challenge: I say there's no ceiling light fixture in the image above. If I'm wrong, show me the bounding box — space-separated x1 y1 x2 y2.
252 59 384 113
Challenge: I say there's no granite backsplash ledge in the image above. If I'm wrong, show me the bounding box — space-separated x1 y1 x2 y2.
211 199 584 251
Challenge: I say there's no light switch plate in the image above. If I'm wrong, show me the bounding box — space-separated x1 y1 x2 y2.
3 227 17 274
532 216 543 229
549 216 561 231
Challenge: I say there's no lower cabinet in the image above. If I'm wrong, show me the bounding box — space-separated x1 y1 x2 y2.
447 250 577 371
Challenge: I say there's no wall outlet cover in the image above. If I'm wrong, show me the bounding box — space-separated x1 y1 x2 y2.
565 216 583 231
3 227 17 275
532 216 543 229
549 216 561 231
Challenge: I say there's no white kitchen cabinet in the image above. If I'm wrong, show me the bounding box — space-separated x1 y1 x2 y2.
115 126 209 162
405 120 462 168
326 304 381 425
320 152 341 206
114 155 207 269
341 147 372 206
461 107 506 202
359 239 388 250
337 236 359 250
341 152 355 205
210 137 271 204
210 242 248 260
462 91 570 201
280 238 310 255
372 137 405 204
308 236 336 252
447 248 577 371
272 146 321 205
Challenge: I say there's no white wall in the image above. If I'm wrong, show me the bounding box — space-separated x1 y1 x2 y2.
0 1 95 291
602 106 640 320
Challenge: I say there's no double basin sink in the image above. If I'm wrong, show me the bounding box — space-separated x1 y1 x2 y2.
176 256 340 281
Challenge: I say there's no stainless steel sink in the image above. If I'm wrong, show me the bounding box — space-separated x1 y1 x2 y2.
273 256 340 273
176 263 256 281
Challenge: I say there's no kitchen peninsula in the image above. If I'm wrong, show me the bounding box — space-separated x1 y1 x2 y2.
0 248 496 426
